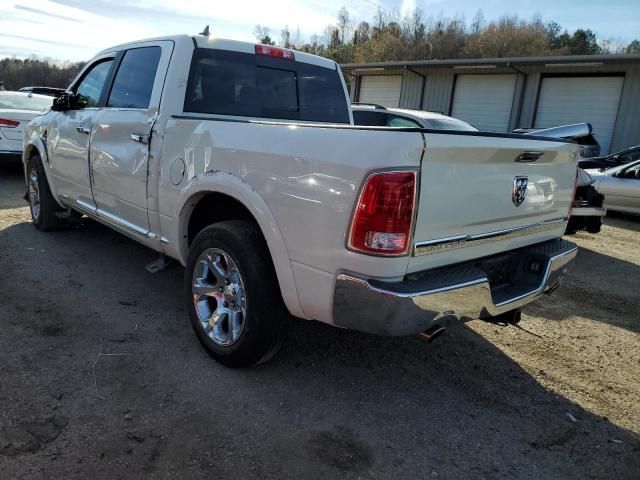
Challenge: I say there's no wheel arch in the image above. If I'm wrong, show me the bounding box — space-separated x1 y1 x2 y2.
23 134 64 207
176 175 307 319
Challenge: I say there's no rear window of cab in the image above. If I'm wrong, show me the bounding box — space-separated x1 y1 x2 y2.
184 48 349 124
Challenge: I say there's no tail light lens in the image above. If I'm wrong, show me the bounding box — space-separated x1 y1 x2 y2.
569 169 579 217
255 44 295 60
0 118 20 128
348 171 416 256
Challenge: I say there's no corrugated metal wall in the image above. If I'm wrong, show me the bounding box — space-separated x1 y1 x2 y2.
421 69 454 114
398 69 423 109
606 64 640 152
348 61 640 151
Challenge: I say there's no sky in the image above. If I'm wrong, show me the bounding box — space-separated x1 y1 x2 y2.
0 0 638 61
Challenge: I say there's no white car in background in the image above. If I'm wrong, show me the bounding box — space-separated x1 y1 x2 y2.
351 104 478 130
0 91 52 163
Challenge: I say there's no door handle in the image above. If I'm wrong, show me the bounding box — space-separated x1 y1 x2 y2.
130 133 149 144
76 126 90 134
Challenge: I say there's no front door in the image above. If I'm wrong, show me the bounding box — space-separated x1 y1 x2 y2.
90 45 165 235
603 163 640 213
48 58 114 207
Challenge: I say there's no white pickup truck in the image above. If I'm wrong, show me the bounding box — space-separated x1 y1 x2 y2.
23 35 578 367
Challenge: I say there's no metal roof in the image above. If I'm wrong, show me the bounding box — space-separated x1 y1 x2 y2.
341 54 640 70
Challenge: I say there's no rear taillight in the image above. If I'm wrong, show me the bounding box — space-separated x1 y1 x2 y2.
569 169 579 217
0 118 20 128
255 44 295 60
348 171 416 256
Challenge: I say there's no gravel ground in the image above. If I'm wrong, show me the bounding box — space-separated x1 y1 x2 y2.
1 163 638 479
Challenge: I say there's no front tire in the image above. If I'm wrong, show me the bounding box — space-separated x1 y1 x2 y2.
27 153 64 231
184 221 290 367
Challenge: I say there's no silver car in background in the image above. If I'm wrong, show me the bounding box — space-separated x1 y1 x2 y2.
588 160 640 215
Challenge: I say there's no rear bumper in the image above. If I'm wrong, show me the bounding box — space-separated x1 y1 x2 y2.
570 207 604 217
333 239 577 336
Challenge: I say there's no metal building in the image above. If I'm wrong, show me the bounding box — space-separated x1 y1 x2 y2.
341 54 640 154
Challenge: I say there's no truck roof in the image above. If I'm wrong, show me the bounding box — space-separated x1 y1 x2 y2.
97 34 337 70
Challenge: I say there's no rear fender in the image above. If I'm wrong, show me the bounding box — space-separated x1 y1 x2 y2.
174 172 307 319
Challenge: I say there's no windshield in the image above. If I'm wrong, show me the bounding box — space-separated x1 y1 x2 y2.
0 93 52 112
425 117 478 131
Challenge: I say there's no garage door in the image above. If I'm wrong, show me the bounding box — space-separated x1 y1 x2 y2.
535 76 624 155
451 74 517 132
358 75 402 107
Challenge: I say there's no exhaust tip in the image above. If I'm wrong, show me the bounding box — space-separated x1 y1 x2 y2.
420 324 446 343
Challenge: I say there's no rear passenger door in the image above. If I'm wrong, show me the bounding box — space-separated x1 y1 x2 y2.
90 42 172 236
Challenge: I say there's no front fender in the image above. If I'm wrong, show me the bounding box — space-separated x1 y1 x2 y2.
171 172 307 319
23 133 64 208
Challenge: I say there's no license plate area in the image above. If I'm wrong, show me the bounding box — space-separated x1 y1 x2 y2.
477 251 547 305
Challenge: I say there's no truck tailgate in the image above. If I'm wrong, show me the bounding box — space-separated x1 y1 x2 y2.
408 132 577 273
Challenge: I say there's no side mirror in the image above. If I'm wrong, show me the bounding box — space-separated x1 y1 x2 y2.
51 93 79 112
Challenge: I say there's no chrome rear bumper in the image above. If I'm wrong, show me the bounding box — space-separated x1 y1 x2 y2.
333 239 577 336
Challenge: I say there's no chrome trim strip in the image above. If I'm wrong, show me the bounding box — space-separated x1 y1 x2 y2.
413 216 567 256
76 199 98 214
94 208 148 236
160 236 173 246
345 275 488 299
61 196 155 239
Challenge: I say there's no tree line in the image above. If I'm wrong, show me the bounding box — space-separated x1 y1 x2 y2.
2 7 639 90
256 7 640 64
0 57 84 91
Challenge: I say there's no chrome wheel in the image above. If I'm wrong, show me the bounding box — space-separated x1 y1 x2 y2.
192 248 247 346
28 166 41 221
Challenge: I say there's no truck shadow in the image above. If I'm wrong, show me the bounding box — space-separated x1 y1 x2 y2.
525 245 640 335
0 218 638 479
0 163 26 211
603 212 640 232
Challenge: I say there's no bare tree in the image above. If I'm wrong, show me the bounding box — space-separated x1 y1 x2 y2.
280 25 291 48
254 25 274 45
337 6 352 44
291 27 303 49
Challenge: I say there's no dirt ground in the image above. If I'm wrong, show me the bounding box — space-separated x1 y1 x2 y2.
0 162 638 479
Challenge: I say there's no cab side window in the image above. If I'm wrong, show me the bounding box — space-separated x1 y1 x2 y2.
75 60 113 108
107 47 161 109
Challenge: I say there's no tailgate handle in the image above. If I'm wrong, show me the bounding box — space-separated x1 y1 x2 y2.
515 151 544 162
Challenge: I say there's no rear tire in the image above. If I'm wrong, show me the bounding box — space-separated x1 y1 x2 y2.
184 220 290 367
27 153 64 231
586 217 602 234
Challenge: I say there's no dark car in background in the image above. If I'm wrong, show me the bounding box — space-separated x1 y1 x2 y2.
514 123 600 159
566 169 604 234
578 145 640 171
18 86 65 97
